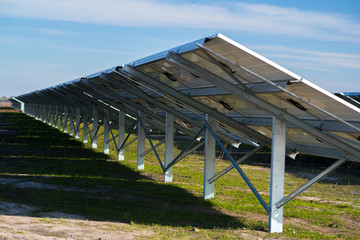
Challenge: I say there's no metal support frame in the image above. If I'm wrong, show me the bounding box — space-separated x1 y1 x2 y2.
63 106 68 133
75 107 81 139
208 145 264 184
166 52 360 162
11 97 25 112
203 120 270 213
54 105 59 128
51 106 56 126
137 112 165 171
59 106 64 131
164 112 174 182
269 117 286 233
92 109 98 148
204 115 216 199
137 111 145 170
140 139 165 157
46 105 51 124
164 126 206 171
122 66 279 152
118 120 138 152
69 108 74 136
177 140 205 163
103 111 133 156
103 110 110 154
197 44 360 134
83 111 88 144
124 136 137 149
118 109 125 161
78 79 197 139
276 156 348 209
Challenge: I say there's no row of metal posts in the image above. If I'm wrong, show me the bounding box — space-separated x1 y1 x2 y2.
23 104 185 183
21 102 287 233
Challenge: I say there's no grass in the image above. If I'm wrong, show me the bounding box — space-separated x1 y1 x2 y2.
0 110 359 239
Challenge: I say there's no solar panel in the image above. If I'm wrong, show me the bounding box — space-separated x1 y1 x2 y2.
116 33 360 162
13 33 360 233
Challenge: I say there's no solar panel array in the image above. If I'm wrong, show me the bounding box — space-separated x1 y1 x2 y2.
15 33 360 162
12 33 360 233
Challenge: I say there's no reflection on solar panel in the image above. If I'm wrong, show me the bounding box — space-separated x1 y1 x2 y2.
11 33 360 233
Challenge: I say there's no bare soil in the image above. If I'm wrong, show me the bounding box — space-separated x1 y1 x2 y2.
0 200 153 240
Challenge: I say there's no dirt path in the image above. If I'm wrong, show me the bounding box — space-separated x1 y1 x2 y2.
0 213 152 240
0 199 153 239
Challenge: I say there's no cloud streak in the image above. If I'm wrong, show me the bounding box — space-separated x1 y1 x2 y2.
0 0 359 43
33 28 68 35
252 45 360 71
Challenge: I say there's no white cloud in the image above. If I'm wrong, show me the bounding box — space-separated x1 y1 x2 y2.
0 0 359 43
34 28 68 35
52 45 130 55
251 45 360 71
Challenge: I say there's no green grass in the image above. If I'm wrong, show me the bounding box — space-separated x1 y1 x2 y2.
0 111 359 239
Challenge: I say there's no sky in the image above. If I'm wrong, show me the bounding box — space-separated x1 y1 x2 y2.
0 0 359 97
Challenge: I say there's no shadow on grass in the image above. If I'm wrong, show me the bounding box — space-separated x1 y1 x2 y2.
0 111 246 230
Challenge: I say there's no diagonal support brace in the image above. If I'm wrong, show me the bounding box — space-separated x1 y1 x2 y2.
208 145 264 184
137 113 165 171
163 125 206 172
276 156 349 209
204 121 270 213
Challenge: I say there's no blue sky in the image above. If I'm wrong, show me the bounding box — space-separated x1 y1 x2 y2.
0 0 359 97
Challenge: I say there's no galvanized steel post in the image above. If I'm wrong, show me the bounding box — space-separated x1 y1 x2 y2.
103 110 110 154
83 111 88 144
204 114 216 199
92 108 98 148
269 117 286 233
137 111 145 170
118 109 125 160
164 112 174 182
75 107 80 139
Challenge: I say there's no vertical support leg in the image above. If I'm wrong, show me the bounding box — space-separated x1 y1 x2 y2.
59 106 63 131
47 106 52 125
55 106 59 129
63 106 68 133
92 108 98 148
269 117 286 233
118 110 125 160
164 112 174 182
137 111 145 170
75 107 80 139
44 105 49 124
204 114 216 199
20 102 24 113
42 105 46 123
103 110 110 154
83 112 88 144
49 106 55 127
35 104 38 118
51 106 56 127
69 108 74 136
38 105 42 119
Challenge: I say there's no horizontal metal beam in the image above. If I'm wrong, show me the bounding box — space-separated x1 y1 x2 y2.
166 52 360 162
121 80 288 100
198 44 360 133
122 66 292 153
101 72 240 146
